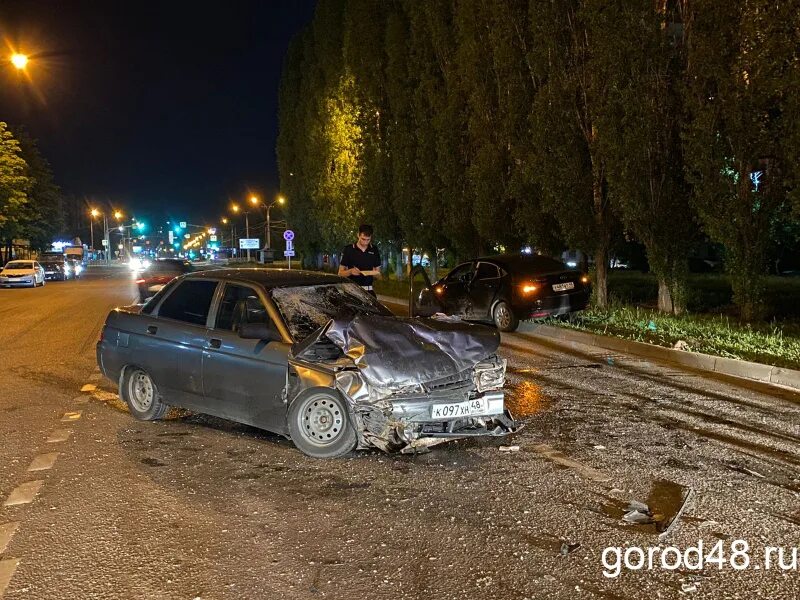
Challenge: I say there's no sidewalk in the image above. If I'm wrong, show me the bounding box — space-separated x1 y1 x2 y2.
377 293 800 393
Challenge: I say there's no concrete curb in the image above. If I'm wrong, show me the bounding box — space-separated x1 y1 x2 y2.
518 323 800 392
376 292 800 393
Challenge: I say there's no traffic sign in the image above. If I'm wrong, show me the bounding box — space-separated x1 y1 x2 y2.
101 239 108 246
283 230 294 241
210 235 217 242
239 238 260 249
284 250 295 257
179 221 187 229
168 231 174 244
285 239 293 251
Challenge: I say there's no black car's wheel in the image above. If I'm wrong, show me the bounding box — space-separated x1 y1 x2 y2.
493 301 519 332
121 367 168 420
288 390 357 459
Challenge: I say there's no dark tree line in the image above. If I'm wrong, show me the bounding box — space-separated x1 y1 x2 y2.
0 121 65 261
277 0 800 320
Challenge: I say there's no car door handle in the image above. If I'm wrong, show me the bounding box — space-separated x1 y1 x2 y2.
208 338 222 349
146 325 158 335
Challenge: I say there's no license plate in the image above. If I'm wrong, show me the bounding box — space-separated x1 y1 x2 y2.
431 398 489 419
552 281 575 292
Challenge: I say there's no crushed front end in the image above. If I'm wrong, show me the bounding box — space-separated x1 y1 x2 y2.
291 314 518 453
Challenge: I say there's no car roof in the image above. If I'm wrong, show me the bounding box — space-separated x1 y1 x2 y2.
475 253 569 271
184 268 346 289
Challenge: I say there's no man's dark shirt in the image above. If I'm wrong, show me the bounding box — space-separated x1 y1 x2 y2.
340 243 381 287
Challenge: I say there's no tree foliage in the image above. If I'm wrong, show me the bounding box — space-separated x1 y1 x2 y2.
277 0 800 320
0 121 31 239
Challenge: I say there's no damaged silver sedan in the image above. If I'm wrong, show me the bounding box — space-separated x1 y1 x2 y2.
96 269 515 458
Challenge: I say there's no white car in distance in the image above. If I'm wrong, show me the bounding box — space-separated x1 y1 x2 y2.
0 260 46 288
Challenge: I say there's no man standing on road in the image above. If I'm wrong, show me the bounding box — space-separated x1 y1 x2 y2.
338 224 381 296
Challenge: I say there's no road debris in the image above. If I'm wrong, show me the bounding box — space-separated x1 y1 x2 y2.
559 541 581 556
499 445 520 452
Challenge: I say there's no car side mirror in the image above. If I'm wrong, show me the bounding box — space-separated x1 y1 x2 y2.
238 323 279 341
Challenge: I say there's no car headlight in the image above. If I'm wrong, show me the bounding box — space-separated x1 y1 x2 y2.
473 356 507 392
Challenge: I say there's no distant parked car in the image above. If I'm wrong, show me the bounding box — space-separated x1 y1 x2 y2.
0 260 46 287
40 256 73 281
135 258 193 302
97 269 514 458
410 254 592 332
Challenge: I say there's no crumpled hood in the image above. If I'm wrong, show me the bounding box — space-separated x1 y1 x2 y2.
320 314 500 389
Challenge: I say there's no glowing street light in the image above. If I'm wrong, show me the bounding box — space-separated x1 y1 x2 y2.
114 210 123 220
10 53 28 70
251 194 288 251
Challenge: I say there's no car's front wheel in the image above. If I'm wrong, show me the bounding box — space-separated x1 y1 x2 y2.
493 301 519 332
120 367 169 420
288 390 357 458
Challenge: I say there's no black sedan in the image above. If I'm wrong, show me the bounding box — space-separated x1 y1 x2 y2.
97 269 514 458
411 254 591 332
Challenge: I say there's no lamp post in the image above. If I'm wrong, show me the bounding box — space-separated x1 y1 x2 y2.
89 209 99 257
91 208 122 264
256 195 286 250
222 217 235 256
232 204 251 261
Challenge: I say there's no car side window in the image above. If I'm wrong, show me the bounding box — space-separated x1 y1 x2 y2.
446 263 474 283
215 284 271 333
476 262 500 280
157 280 218 326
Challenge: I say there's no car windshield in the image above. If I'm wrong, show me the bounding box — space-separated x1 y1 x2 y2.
271 282 392 341
4 262 32 269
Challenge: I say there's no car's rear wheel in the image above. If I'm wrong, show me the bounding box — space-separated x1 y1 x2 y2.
493 301 519 332
288 390 357 459
121 367 168 420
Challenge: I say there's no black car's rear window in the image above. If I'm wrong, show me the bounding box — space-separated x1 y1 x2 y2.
507 256 568 274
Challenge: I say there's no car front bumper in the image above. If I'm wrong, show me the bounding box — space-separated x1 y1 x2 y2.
0 277 34 286
352 388 518 453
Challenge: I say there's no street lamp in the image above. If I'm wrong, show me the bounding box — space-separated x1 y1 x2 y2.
89 208 122 264
10 53 28 70
231 203 252 261
251 194 286 251
89 208 100 254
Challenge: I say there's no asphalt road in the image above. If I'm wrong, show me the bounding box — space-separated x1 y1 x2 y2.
0 267 797 599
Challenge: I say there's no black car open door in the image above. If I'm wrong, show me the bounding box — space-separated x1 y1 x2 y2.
409 265 444 317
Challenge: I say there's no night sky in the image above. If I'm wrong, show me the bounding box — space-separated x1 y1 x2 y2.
0 0 316 225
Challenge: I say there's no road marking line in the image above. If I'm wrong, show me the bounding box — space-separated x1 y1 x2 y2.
531 444 612 482
80 384 96 392
26 453 60 472
46 429 72 443
61 411 82 422
0 522 20 554
3 481 44 507
0 558 20 597
92 390 118 402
